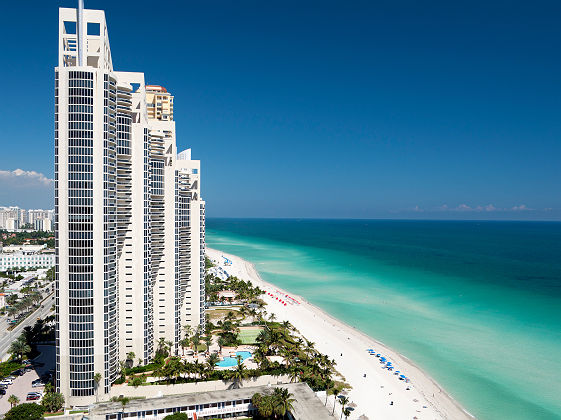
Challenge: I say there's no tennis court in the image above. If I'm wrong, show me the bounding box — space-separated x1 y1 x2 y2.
237 326 263 344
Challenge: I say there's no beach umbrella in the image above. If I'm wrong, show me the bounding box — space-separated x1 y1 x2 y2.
400 374 406 379
358 415 369 420
348 402 357 408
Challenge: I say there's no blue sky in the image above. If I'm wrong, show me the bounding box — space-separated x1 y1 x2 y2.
0 0 559 219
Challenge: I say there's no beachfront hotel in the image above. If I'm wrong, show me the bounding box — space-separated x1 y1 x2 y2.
55 3 205 405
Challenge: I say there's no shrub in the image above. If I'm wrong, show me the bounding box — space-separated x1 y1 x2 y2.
4 402 45 420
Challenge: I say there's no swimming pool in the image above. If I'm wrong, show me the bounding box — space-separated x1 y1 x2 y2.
216 351 252 367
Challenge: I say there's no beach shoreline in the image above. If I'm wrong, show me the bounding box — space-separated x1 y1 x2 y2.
207 247 474 420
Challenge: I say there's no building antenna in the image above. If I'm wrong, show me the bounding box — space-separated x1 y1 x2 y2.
77 0 85 66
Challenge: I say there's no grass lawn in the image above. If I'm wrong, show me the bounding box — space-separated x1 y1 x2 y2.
207 308 242 321
237 326 263 344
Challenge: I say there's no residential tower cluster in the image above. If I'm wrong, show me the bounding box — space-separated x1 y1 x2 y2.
55 5 205 405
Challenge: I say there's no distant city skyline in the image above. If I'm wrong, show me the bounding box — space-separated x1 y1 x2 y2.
1 0 560 220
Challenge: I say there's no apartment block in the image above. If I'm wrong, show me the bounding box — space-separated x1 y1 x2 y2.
55 4 205 406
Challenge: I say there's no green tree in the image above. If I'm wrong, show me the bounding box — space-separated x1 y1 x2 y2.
41 391 65 413
227 356 248 388
4 402 45 420
273 387 296 418
94 372 102 403
331 388 340 415
126 351 136 368
338 396 349 420
164 413 188 420
7 394 19 408
191 333 201 352
203 334 212 354
8 335 31 360
130 376 145 387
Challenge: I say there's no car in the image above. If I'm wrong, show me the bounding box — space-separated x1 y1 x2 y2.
26 393 41 401
32 381 45 387
6 376 16 380
11 369 24 376
23 367 33 373
0 380 12 386
22 359 31 364
27 391 42 397
0 389 5 395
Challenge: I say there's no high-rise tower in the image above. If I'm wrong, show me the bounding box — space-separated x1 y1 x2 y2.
55 5 205 406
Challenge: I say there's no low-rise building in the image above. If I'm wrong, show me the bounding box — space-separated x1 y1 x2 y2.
0 250 55 271
88 383 332 420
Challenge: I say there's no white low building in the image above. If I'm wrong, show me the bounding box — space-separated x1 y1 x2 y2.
0 251 55 271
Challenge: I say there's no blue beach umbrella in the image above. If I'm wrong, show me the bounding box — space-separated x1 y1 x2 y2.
400 375 406 379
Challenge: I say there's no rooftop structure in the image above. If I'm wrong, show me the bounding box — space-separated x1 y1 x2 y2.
88 383 333 420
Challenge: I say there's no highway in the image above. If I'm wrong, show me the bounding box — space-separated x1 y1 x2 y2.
0 293 54 361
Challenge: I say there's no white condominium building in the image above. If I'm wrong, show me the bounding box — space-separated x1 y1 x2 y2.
55 4 206 406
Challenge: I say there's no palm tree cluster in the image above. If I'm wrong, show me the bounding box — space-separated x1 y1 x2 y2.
6 290 42 320
151 354 221 384
251 387 296 419
205 274 263 305
253 320 336 392
8 333 31 360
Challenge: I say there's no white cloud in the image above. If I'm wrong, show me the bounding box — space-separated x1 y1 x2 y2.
0 169 53 187
456 204 472 211
511 204 533 211
0 169 54 208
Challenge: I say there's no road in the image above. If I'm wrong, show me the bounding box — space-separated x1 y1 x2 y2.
0 293 54 361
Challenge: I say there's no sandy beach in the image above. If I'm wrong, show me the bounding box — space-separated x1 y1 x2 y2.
207 247 474 420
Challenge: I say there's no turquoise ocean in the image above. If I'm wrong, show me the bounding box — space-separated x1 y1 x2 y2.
206 219 561 420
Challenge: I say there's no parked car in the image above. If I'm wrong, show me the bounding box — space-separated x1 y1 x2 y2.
6 376 16 380
26 393 41 401
32 381 45 388
0 380 12 386
0 388 5 395
11 369 24 376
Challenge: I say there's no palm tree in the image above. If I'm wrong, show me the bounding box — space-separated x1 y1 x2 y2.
180 337 190 356
191 333 201 353
183 324 193 339
273 387 296 418
120 397 130 417
157 337 168 357
126 351 135 368
204 334 212 354
8 336 30 360
228 357 248 388
331 389 340 414
205 353 219 379
342 407 352 419
93 372 102 403
166 340 174 356
217 336 227 353
7 394 19 408
165 357 184 384
339 396 349 420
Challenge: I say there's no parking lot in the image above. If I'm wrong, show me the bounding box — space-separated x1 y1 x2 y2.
0 345 54 414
